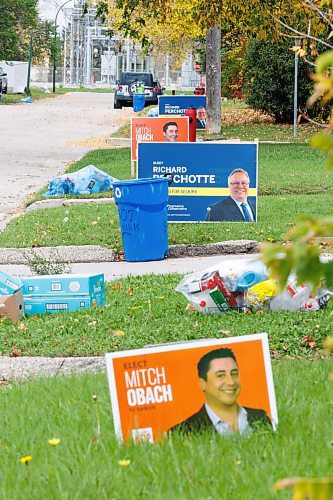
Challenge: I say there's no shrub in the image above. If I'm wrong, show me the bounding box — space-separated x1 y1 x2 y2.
243 39 328 123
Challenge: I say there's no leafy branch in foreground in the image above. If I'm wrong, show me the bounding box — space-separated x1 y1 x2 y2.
261 215 333 290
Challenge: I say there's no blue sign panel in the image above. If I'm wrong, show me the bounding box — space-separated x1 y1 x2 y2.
158 95 207 129
137 142 258 223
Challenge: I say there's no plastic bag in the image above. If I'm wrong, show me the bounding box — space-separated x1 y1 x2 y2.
147 107 159 117
269 277 332 312
176 257 269 314
176 258 332 314
44 165 119 197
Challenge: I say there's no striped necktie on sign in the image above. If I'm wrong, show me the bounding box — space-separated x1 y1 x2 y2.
241 202 252 221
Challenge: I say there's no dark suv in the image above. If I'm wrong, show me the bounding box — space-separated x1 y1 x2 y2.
114 72 163 109
0 66 8 94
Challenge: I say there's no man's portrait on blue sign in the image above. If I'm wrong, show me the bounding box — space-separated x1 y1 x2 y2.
206 168 256 222
196 107 207 129
158 95 207 130
137 142 258 223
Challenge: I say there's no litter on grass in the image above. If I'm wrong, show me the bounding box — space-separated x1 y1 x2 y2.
176 256 331 314
44 165 119 197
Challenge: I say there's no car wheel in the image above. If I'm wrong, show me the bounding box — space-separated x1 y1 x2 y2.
114 97 122 109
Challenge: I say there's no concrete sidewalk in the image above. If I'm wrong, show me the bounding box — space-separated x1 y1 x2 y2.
0 241 259 279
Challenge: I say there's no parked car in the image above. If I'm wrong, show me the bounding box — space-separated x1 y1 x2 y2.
114 72 164 109
0 66 8 94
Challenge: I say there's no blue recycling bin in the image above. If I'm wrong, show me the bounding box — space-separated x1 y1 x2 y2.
133 93 146 112
113 177 169 262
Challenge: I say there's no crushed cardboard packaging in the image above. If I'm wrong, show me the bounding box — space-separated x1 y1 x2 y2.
22 273 105 315
0 289 24 322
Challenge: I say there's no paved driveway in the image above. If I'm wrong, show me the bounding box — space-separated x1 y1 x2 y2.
0 92 132 223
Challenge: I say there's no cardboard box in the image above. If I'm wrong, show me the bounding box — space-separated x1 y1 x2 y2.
0 270 23 295
0 289 24 322
23 293 103 315
22 274 105 299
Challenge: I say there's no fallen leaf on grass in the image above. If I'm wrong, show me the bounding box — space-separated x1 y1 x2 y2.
218 329 232 336
110 329 125 337
186 303 198 312
112 283 121 291
301 335 316 348
10 347 22 357
127 287 134 296
18 323 26 331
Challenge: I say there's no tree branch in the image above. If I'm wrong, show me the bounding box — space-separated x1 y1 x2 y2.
304 0 333 31
299 109 329 128
272 15 333 49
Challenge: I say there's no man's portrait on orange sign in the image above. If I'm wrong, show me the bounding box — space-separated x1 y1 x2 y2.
169 347 272 435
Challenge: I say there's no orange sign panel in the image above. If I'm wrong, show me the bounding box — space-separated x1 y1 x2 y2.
131 116 190 160
105 333 278 443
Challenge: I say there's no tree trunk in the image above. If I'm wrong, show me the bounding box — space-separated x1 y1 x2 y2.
205 25 221 134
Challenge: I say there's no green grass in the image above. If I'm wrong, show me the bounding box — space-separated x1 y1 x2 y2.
0 275 331 357
0 193 330 249
1 142 330 249
0 359 331 498
0 86 114 105
222 123 321 143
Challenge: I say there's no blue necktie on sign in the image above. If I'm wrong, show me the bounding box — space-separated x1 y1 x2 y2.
241 202 252 222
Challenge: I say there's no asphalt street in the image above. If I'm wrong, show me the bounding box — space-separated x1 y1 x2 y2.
0 92 131 222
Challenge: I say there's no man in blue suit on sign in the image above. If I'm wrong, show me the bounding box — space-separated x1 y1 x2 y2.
206 168 256 222
196 107 206 129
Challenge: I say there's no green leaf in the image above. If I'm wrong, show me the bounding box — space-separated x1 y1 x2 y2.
310 133 333 153
316 51 333 74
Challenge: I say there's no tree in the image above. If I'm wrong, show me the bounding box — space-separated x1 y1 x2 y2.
97 0 317 132
0 0 39 60
0 0 54 64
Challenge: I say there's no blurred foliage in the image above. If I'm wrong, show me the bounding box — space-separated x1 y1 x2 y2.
274 477 333 499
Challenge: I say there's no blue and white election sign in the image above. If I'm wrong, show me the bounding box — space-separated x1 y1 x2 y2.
137 142 258 223
158 95 207 130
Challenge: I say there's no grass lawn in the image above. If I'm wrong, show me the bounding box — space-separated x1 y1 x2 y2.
0 359 331 498
0 275 331 357
0 86 114 105
0 142 330 250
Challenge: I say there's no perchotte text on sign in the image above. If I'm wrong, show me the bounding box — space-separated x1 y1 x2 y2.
124 367 173 406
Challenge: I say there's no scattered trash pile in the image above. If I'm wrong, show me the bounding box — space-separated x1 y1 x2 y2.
0 271 105 321
176 257 332 314
44 165 119 197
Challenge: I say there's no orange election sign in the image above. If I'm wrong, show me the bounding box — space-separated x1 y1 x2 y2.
105 333 278 443
131 116 190 161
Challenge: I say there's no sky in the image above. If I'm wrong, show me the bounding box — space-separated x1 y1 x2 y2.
38 0 75 26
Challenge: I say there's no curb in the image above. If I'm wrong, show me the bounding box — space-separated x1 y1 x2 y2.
0 356 105 381
0 240 260 265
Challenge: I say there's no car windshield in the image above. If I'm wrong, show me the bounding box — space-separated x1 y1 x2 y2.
122 73 153 86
